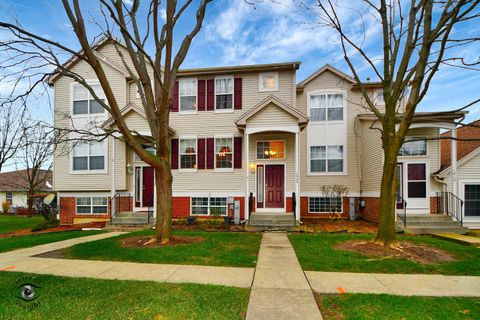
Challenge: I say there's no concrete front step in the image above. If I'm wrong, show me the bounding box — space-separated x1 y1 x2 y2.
397 221 463 227
245 225 297 232
400 226 468 235
432 233 480 246
401 214 453 222
104 224 154 231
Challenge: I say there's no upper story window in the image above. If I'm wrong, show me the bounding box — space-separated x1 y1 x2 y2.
215 137 233 169
179 138 197 170
309 92 344 122
215 77 233 110
179 78 197 112
398 138 427 156
72 140 105 171
259 72 278 92
257 140 285 160
374 90 385 105
134 144 155 162
72 84 105 115
310 145 344 173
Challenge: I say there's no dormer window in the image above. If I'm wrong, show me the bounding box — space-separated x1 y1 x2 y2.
179 78 197 112
259 72 278 92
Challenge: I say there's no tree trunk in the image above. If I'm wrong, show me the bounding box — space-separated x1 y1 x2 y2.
154 163 173 244
375 144 399 245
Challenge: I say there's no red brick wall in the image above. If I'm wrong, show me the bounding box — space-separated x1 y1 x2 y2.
358 197 380 222
300 196 351 219
430 196 439 214
60 197 75 225
286 197 293 212
117 196 133 212
172 197 190 218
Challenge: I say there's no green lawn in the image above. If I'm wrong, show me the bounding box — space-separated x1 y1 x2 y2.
62 230 261 268
317 293 480 320
0 230 103 253
0 214 44 234
0 271 249 320
289 233 480 276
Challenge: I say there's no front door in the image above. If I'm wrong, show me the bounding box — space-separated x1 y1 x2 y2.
265 164 284 209
142 167 154 207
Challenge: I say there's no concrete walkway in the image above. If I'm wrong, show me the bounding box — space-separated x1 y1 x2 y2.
306 271 480 297
246 232 322 320
0 231 254 288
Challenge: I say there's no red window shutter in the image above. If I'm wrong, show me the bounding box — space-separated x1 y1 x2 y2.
234 136 242 169
198 80 206 111
172 81 179 112
197 138 206 169
206 138 215 169
171 138 179 169
206 79 214 111
234 78 242 110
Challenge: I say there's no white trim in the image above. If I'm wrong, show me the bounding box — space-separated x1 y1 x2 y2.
307 196 344 214
245 133 250 220
214 75 234 113
258 72 279 92
173 191 244 197
178 136 198 172
214 135 234 172
301 191 362 197
245 125 299 134
398 136 428 157
403 161 430 214
459 180 480 222
57 192 112 197
261 163 286 211
178 77 198 114
407 122 457 130
307 144 346 176
75 195 109 215
190 195 229 216
69 139 109 174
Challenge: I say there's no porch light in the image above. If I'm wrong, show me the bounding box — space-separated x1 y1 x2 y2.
126 163 134 175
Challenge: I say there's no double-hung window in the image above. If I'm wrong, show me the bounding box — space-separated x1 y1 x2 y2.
76 197 108 214
179 78 197 112
309 93 344 121
310 145 344 173
191 197 228 216
72 141 105 171
215 137 233 169
72 84 105 115
399 138 427 156
179 138 197 170
5 192 12 206
215 77 233 110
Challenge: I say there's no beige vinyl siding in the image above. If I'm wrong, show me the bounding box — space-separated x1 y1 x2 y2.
0 192 27 208
246 103 298 128
121 110 149 133
444 150 480 194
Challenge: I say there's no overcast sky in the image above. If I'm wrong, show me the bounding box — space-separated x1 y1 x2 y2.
1 0 479 123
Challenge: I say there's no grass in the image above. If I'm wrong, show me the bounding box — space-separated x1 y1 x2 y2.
62 230 261 268
0 214 44 234
289 233 480 276
0 271 249 320
0 230 103 253
317 293 480 320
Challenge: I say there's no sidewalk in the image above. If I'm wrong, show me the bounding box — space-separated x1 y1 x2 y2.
246 232 323 320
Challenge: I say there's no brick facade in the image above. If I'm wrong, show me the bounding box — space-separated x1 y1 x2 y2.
59 196 110 225
358 197 380 222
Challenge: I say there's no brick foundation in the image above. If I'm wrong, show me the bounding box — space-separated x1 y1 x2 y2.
358 197 381 222
430 197 439 214
300 196 352 222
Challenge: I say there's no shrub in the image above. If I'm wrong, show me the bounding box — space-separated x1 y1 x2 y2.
1 201 10 214
16 207 29 216
31 218 60 232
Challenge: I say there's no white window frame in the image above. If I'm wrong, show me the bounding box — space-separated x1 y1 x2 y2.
5 192 12 205
178 136 198 172
308 196 343 213
179 78 198 114
398 137 428 157
214 135 234 172
256 140 286 160
190 196 228 216
214 75 234 113
70 140 108 174
259 72 279 92
374 89 385 105
76 196 108 215
307 90 346 123
308 145 345 175
70 81 107 117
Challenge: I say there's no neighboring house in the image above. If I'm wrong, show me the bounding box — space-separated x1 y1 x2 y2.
0 169 53 211
435 120 480 228
49 38 469 228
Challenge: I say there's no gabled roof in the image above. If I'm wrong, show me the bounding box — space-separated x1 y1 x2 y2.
177 62 301 77
0 169 52 192
440 119 480 169
437 145 480 178
102 102 176 135
235 95 309 128
357 111 467 123
297 64 355 90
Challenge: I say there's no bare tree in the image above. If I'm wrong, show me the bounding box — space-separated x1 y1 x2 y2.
313 0 480 244
0 0 212 243
0 102 28 172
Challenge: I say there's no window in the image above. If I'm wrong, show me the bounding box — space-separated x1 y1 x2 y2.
76 197 108 214
309 197 342 213
215 137 233 169
407 163 426 198
374 90 385 104
310 145 344 173
134 144 156 162
72 84 105 115
215 77 233 110
72 141 105 171
179 78 197 112
259 72 278 91
309 93 344 121
399 138 427 156
5 192 12 205
191 197 228 216
257 141 285 160
179 138 197 169
465 184 480 217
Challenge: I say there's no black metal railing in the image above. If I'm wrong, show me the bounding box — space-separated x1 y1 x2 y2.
248 192 253 224
110 192 132 222
437 192 464 226
147 196 154 224
396 197 407 228
292 192 297 226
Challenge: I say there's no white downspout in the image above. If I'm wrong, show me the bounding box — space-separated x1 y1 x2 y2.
295 131 300 221
451 127 458 196
245 133 250 221
110 137 116 215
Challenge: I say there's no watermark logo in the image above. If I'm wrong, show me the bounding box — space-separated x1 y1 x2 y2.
15 275 42 311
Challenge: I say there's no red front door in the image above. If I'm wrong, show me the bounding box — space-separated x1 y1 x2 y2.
142 167 154 207
265 165 284 209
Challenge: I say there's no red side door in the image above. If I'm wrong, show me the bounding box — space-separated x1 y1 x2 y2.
265 165 284 209
142 167 154 207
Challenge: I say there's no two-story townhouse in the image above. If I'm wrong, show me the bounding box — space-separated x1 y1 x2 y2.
50 39 470 231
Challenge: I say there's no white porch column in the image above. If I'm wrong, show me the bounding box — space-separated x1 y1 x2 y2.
110 137 116 215
245 133 250 221
451 127 458 195
295 131 300 221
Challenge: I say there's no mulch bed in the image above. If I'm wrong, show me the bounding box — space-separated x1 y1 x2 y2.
335 240 454 264
296 219 377 234
173 224 245 232
119 235 205 248
0 222 105 239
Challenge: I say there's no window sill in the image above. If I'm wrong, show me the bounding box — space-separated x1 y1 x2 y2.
307 171 347 176
258 88 279 92
214 109 234 114
309 120 345 124
70 170 108 175
178 168 198 173
178 110 198 115
214 168 234 173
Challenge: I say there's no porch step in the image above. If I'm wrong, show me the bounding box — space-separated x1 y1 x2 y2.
431 233 480 247
248 213 296 230
108 211 155 228
104 224 155 232
396 214 468 235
